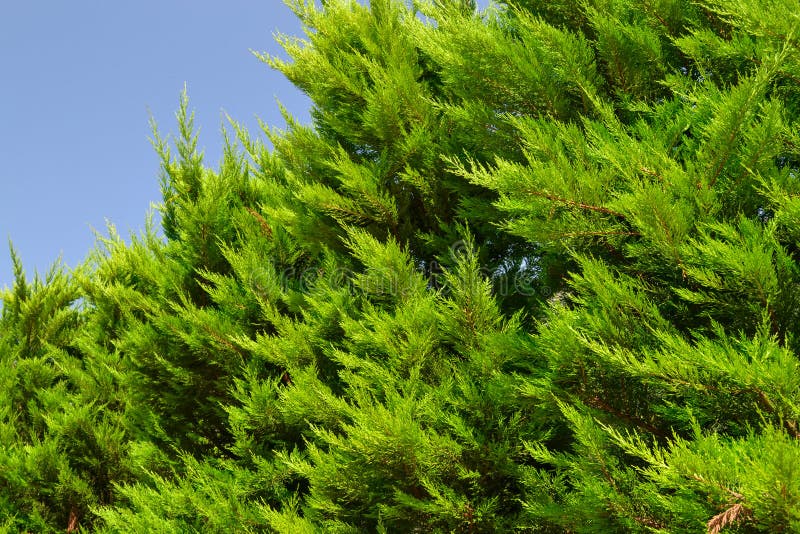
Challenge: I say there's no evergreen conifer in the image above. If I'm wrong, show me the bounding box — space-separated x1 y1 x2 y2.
3 0 800 531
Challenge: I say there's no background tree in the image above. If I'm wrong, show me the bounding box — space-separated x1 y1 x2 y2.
0 250 131 532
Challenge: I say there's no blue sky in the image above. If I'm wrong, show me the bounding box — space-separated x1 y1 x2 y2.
0 0 491 288
0 1 310 287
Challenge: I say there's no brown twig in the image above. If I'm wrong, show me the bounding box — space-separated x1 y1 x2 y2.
707 503 752 534
67 508 79 533
526 190 627 218
280 371 293 386
549 230 640 239
245 207 273 238
690 474 744 500
586 395 668 438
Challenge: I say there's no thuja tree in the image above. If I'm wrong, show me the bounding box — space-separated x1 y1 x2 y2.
4 0 800 532
0 251 132 532
463 0 800 529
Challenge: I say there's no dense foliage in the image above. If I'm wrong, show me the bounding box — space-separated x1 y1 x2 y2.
3 0 800 531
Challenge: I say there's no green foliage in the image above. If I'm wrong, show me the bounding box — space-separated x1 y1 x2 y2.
3 0 800 531
0 252 130 532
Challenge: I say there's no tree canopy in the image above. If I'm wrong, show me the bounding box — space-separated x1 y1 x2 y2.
2 0 800 531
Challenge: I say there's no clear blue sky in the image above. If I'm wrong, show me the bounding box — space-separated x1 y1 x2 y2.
0 0 492 289
0 1 311 287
